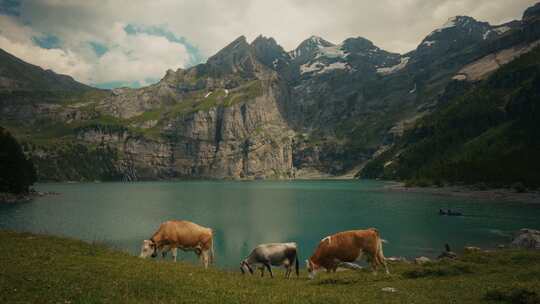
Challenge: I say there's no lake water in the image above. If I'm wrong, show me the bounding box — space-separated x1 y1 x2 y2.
1 180 539 268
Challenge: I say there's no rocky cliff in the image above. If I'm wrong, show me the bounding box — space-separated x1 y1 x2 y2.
1 3 540 182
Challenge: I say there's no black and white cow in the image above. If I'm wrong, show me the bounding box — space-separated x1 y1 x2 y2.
240 242 299 278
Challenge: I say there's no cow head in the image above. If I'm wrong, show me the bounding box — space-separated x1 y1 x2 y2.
306 259 320 279
240 260 254 275
140 240 157 258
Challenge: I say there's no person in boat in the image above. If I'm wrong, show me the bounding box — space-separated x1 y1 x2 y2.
439 209 463 216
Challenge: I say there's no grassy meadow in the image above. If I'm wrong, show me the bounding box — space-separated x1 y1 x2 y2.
1 230 540 303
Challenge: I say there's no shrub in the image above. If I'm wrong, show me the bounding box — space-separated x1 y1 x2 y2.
484 288 540 304
0 127 37 194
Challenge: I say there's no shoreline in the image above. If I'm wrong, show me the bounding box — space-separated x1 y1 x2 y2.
12 179 540 204
0 190 59 204
382 182 540 204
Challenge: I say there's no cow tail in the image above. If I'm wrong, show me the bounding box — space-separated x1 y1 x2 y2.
295 250 300 277
376 232 390 273
372 228 385 260
210 232 215 264
377 236 385 261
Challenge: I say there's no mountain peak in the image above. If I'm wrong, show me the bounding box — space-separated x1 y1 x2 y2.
342 37 375 51
229 35 249 48
303 35 335 48
290 36 334 61
523 2 540 21
207 35 250 62
251 35 279 48
433 16 480 33
418 15 492 51
250 35 289 69
205 35 257 76
307 35 331 46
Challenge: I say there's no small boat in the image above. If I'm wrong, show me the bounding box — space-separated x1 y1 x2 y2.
439 209 463 216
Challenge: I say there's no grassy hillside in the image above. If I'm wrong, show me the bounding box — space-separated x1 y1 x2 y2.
0 48 92 92
361 47 540 188
1 230 539 303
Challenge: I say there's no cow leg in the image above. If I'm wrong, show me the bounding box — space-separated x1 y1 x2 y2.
197 252 203 266
283 259 291 278
369 255 378 275
264 263 273 278
260 266 265 277
196 251 209 269
161 246 170 259
202 250 209 269
171 248 178 262
376 253 389 274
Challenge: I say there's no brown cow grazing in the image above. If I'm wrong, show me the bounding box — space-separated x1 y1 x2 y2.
306 228 389 279
140 220 214 268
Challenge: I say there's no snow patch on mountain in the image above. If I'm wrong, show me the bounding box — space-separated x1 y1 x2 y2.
316 45 346 59
494 26 511 35
319 62 349 73
423 40 436 47
289 49 302 59
308 36 326 46
289 35 334 59
483 30 492 40
377 57 410 75
300 61 349 75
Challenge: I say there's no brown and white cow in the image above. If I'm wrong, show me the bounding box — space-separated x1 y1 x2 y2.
140 220 214 268
306 228 389 279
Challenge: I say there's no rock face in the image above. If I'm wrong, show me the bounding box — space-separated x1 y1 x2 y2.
511 229 540 250
2 3 540 181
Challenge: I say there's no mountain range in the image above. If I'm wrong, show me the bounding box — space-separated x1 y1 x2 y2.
1 2 539 185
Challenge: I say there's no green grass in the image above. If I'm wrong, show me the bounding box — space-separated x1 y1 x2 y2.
223 80 263 107
1 231 540 303
127 109 164 124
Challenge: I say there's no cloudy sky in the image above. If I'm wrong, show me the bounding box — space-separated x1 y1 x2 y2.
0 0 537 88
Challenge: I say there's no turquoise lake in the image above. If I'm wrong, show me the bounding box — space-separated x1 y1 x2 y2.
1 180 539 268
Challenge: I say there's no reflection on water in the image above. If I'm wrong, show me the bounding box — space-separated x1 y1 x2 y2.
1 180 539 268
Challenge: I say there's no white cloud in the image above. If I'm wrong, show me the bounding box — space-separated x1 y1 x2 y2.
0 16 191 86
0 16 92 82
89 23 190 85
0 0 537 87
